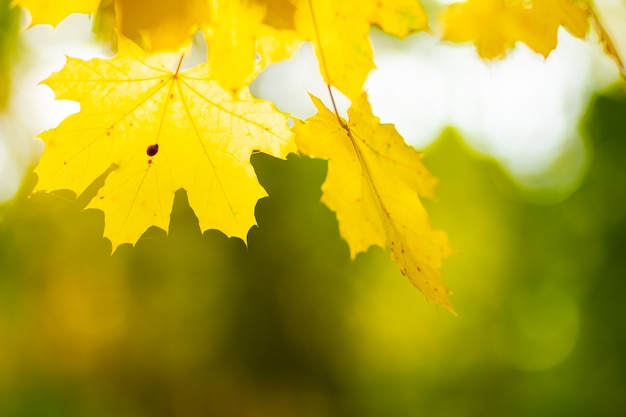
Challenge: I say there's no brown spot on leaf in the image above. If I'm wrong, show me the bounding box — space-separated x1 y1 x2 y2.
146 144 159 157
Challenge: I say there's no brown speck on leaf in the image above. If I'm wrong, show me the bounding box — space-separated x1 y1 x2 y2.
147 144 159 157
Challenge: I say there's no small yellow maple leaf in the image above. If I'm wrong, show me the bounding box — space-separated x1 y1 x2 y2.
294 93 454 311
294 0 429 100
14 0 100 26
441 0 590 59
34 40 296 250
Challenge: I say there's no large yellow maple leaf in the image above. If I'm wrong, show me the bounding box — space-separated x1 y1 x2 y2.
294 94 454 311
440 0 590 59
34 41 296 250
294 0 428 100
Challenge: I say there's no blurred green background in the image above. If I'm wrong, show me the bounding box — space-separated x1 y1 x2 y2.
2 0 626 415
1 87 626 416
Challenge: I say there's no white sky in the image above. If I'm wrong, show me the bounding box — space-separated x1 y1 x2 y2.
0 4 624 203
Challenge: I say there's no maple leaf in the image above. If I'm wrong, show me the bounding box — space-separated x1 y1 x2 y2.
294 93 454 311
440 0 590 59
294 0 428 100
15 0 100 26
34 40 296 250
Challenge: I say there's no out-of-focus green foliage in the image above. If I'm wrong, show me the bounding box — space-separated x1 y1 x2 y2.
0 0 21 108
1 90 626 416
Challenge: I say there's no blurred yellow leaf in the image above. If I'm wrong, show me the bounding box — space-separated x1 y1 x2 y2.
519 0 589 56
294 0 428 100
588 1 626 77
204 0 302 92
203 1 266 92
294 94 453 311
441 0 590 59
371 0 429 38
262 0 297 30
114 0 210 51
34 40 296 249
15 0 99 26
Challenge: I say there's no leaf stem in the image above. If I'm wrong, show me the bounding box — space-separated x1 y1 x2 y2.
307 0 347 129
174 54 185 76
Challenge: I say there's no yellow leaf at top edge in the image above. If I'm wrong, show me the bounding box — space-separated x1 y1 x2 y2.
589 2 626 77
294 0 429 100
549 0 589 39
14 0 100 26
34 39 296 250
114 0 210 51
294 93 454 312
203 0 302 92
261 0 297 30
440 0 591 59
256 0 303 69
371 0 429 38
294 0 376 100
204 1 266 92
518 0 589 57
440 0 528 59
